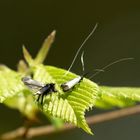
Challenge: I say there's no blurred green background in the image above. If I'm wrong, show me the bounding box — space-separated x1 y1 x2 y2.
0 0 140 140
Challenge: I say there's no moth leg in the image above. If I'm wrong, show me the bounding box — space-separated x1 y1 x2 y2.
37 94 41 102
41 94 45 105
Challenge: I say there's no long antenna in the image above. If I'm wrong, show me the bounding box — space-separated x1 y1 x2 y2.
89 57 134 79
64 23 98 76
81 51 85 73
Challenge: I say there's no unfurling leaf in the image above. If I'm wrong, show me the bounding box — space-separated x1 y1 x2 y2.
22 45 34 66
34 30 56 64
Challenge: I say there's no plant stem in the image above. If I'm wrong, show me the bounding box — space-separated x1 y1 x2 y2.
1 105 140 140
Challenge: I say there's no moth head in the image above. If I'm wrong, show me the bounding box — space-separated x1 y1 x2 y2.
50 83 57 92
61 84 70 92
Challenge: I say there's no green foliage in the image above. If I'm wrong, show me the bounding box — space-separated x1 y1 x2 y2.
0 31 140 135
34 30 56 64
0 31 99 134
32 65 99 134
0 65 38 119
96 86 140 109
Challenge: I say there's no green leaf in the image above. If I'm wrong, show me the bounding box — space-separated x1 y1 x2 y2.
0 64 11 71
17 60 28 73
22 31 56 66
0 68 22 103
95 86 140 109
0 67 38 119
34 30 56 64
22 45 34 66
32 65 99 134
4 92 38 120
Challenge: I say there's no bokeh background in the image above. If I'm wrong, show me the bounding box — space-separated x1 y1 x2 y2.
0 0 140 140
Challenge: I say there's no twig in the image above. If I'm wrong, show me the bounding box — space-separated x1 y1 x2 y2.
1 105 140 140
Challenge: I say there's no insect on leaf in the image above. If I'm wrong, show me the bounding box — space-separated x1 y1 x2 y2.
32 65 99 134
1 30 140 135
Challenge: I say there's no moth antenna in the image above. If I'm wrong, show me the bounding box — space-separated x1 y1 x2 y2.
64 23 98 76
94 69 105 72
89 57 134 79
82 68 105 78
81 51 85 74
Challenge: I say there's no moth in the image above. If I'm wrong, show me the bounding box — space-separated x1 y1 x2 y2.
22 77 57 104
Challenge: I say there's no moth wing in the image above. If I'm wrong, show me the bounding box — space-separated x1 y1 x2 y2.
22 77 45 92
